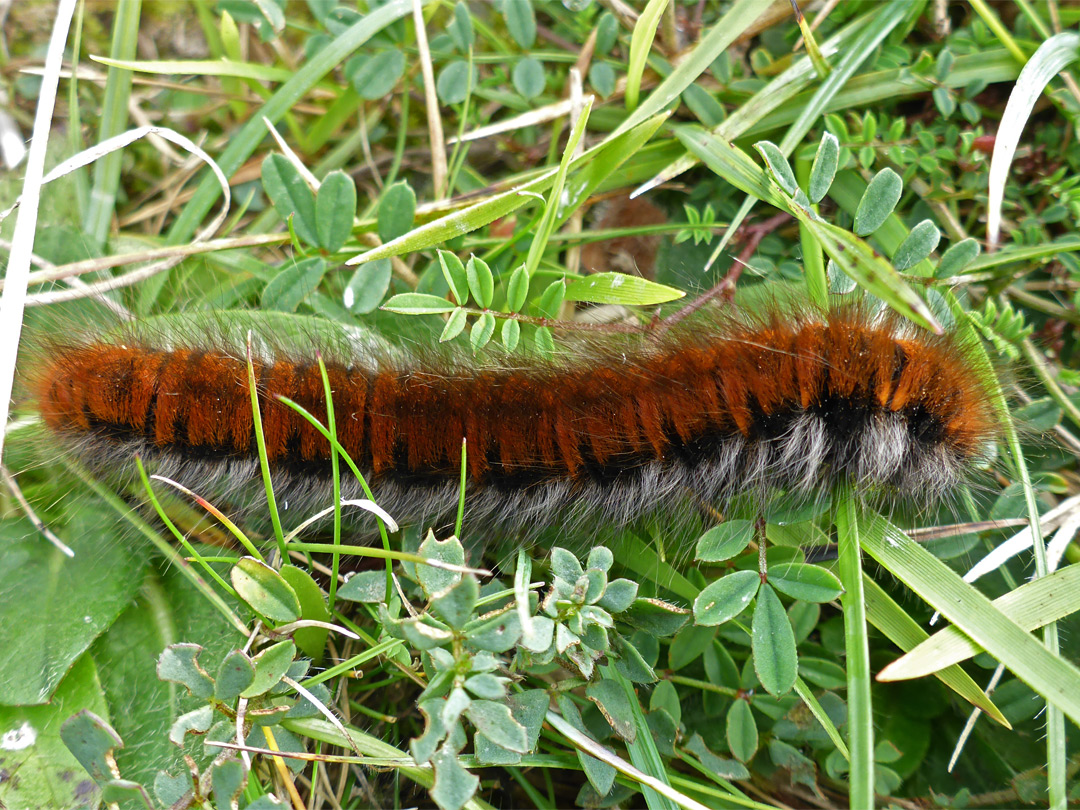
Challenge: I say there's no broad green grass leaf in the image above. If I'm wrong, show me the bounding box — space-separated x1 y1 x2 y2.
862 576 1008 726
879 561 1080 680
862 514 1080 729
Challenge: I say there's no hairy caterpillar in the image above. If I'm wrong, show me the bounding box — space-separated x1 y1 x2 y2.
28 302 998 536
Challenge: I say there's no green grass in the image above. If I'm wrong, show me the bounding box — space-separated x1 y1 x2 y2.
2 2 1079 809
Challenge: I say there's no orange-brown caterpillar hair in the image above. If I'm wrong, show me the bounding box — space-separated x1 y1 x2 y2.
32 305 998 531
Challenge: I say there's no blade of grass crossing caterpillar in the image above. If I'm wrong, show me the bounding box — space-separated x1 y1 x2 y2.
862 576 1009 727
833 490 874 810
860 512 1080 729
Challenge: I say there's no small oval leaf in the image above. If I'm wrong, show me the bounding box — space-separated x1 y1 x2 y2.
808 132 839 203
231 557 301 622
751 584 798 697
768 563 843 603
853 168 903 235
693 571 760 626
893 219 941 271
696 520 754 563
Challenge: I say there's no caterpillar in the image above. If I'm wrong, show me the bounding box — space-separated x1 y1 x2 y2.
31 304 997 535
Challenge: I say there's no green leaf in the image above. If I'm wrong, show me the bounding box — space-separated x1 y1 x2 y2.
589 62 616 98
157 644 215 699
752 585 798 697
344 259 392 314
755 140 799 196
563 272 684 306
853 168 903 235
417 532 466 596
346 48 405 100
892 219 941 271
0 510 144 706
231 557 302 622
315 170 356 252
512 57 545 98
536 279 566 318
623 598 690 637
215 650 255 701
378 180 417 243
595 12 618 54
587 678 636 742
799 657 847 689
438 249 468 305
879 561 1080 681
649 679 682 727
262 257 327 312
242 640 297 697
551 546 584 582
261 153 319 247
501 317 520 352
808 132 839 203
466 255 494 308
470 312 496 354
211 759 248 810
506 264 529 311
280 564 331 661
503 0 536 48
464 673 508 701
169 704 214 746
382 292 456 315
430 745 480 810
338 570 388 603
668 623 716 669
937 237 981 277
554 695 616 796
6 662 118 810
593 577 636 615
431 575 479 630
465 700 529 753
726 699 758 762
696 520 754 563
436 60 473 104
440 307 468 342
693 571 760 626
448 1 474 51
464 606 522 652
768 563 844 603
